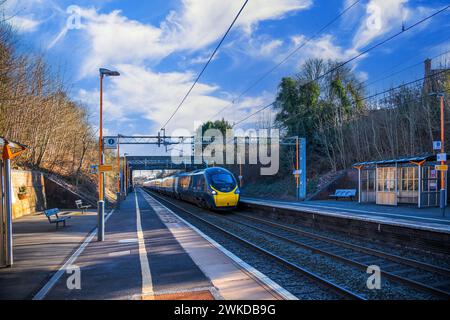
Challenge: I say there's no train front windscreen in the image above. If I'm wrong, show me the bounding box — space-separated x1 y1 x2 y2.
208 171 237 192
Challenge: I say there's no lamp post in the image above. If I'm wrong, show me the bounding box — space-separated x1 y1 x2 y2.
430 92 447 216
98 68 120 241
116 135 121 206
438 93 446 216
124 153 129 197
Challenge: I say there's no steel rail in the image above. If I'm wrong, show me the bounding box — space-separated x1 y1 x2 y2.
237 213 450 278
143 189 365 300
225 214 450 299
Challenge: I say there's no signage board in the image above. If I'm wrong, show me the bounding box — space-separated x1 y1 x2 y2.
98 164 113 172
433 141 442 150
435 165 448 171
437 153 447 162
430 169 437 179
90 165 98 174
104 137 117 149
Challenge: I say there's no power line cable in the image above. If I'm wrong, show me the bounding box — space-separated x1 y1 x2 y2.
361 47 450 91
300 5 450 88
161 0 249 130
230 5 450 128
267 69 449 129
294 35 450 100
209 0 362 122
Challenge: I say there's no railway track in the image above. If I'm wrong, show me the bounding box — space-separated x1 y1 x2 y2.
142 189 365 300
227 213 450 300
143 189 450 299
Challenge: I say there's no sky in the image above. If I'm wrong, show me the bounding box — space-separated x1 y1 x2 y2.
3 0 450 156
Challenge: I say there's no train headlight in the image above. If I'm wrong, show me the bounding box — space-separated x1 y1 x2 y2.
211 190 217 195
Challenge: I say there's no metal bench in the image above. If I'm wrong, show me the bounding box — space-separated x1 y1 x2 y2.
44 208 71 227
75 199 91 214
329 189 357 201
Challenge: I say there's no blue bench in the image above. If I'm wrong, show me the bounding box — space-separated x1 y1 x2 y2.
44 208 71 227
329 189 357 201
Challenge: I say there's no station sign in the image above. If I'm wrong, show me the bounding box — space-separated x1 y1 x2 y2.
435 164 448 171
98 164 113 172
433 141 442 150
437 153 447 162
103 137 117 149
430 170 437 179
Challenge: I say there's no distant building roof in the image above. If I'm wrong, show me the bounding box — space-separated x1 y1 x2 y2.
353 154 435 166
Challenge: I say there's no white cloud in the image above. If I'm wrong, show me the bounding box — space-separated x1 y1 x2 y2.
77 63 274 134
356 71 369 82
269 34 358 68
9 15 41 33
72 0 312 77
301 34 357 62
245 36 285 59
352 0 437 50
68 0 314 132
77 8 171 77
161 0 312 51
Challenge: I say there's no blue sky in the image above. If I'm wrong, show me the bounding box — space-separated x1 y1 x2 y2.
3 0 450 155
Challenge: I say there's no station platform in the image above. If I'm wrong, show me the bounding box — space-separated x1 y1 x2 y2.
0 190 288 300
241 197 450 233
240 197 450 253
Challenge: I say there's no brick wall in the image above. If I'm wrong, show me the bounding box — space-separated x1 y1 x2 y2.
11 170 47 219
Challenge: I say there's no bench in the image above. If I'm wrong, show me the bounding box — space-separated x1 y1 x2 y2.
44 208 71 227
329 189 357 201
75 200 91 214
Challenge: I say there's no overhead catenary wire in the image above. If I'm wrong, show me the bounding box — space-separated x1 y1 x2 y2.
209 0 362 122
359 46 450 92
230 5 450 128
161 0 249 130
268 69 450 130
294 35 450 101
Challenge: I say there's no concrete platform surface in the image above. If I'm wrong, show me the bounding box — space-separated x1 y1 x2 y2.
1 190 290 300
0 209 98 299
140 190 291 300
241 197 450 233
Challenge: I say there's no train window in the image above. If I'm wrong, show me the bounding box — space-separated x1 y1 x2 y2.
192 175 205 191
209 173 236 192
179 176 190 190
198 176 205 191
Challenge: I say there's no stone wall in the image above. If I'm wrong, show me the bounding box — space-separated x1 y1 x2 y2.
11 170 47 219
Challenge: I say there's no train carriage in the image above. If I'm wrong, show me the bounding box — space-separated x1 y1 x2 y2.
145 167 240 211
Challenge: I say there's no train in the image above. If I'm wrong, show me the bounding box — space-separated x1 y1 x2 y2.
143 167 240 210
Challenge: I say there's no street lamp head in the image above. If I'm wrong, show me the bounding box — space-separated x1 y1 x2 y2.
99 68 120 77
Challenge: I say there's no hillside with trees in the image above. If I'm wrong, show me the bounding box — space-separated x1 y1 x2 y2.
0 21 101 197
227 58 449 199
274 58 449 175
